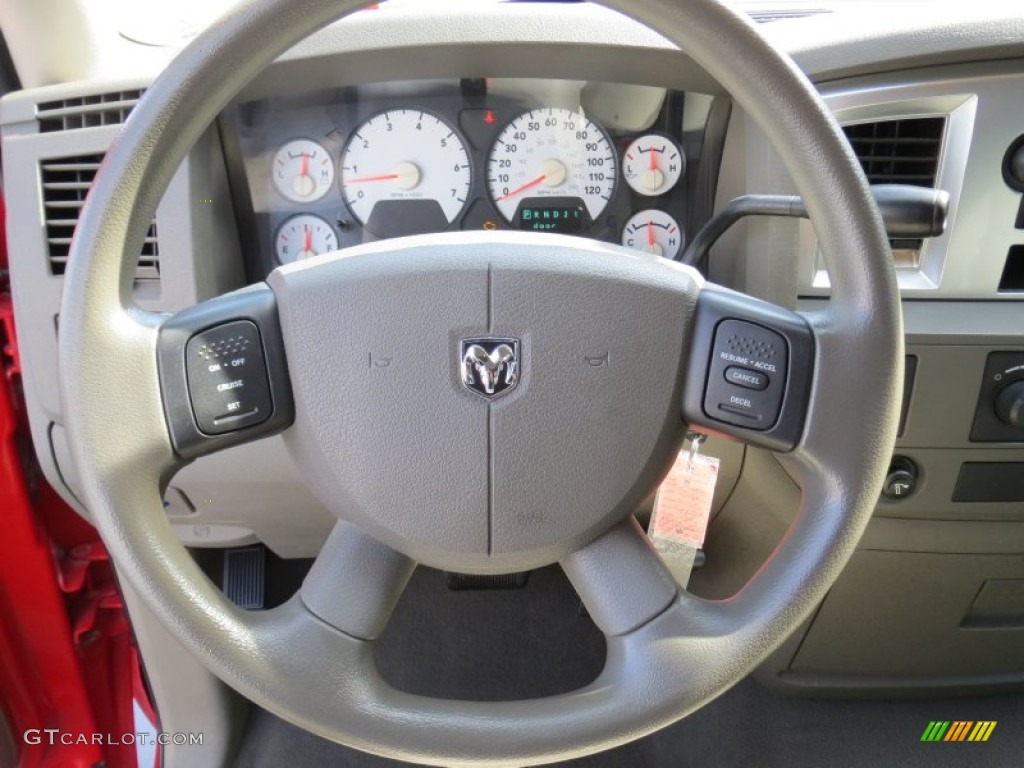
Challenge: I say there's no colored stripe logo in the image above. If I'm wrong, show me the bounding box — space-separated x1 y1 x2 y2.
921 721 997 742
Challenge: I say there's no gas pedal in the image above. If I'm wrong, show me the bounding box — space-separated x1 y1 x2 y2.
445 571 530 591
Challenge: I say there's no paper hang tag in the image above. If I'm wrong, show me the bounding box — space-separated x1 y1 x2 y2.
649 451 719 587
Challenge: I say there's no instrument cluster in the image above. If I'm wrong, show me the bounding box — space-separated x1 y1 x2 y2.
224 79 700 277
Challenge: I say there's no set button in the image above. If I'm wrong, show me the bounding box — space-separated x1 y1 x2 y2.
185 320 272 435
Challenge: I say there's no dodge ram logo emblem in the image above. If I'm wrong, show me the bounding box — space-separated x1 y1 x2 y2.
460 338 520 399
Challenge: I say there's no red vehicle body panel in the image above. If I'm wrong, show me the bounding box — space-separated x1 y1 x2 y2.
0 193 153 768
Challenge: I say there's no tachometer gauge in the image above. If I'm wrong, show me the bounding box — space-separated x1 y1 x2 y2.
274 214 338 264
272 139 334 203
622 134 684 196
487 108 616 226
339 109 471 237
621 209 683 259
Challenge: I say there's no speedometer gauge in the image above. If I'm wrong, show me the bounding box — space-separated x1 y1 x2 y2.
487 108 616 226
339 109 471 237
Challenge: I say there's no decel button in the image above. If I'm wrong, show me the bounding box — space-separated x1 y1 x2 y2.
703 319 788 430
185 320 273 435
725 366 769 391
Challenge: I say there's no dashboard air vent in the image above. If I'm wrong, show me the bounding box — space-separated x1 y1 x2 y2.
843 117 946 267
36 89 145 133
41 153 160 279
842 117 945 187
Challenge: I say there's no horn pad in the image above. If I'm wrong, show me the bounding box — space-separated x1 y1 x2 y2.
269 232 700 573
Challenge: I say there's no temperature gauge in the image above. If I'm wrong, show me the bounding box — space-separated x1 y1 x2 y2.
622 134 685 196
272 139 334 203
274 214 338 264
621 209 684 259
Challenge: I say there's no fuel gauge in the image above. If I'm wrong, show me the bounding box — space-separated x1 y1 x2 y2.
621 209 684 259
272 139 334 203
274 214 338 264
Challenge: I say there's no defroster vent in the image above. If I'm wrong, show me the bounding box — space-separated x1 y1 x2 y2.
41 153 159 279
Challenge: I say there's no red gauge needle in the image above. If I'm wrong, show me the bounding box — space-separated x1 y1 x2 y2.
647 220 655 247
496 174 547 202
300 152 309 178
346 173 401 183
649 147 657 171
303 225 312 253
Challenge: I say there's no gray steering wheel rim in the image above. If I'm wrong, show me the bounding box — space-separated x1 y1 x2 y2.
58 0 902 765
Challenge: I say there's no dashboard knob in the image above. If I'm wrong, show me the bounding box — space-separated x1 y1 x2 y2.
994 380 1024 428
1003 135 1024 192
881 457 918 501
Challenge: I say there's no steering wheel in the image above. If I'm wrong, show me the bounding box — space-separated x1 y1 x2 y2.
59 0 902 764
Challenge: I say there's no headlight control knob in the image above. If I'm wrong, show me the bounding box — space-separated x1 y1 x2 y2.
995 380 1024 428
1002 135 1024 192
882 457 918 501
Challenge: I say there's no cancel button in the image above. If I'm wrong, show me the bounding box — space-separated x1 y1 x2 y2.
725 366 769 391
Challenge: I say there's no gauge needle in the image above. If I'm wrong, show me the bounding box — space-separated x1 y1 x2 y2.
346 173 401 183
497 159 568 202
303 225 312 254
643 149 665 192
347 162 422 190
496 173 547 203
291 153 317 198
647 220 655 247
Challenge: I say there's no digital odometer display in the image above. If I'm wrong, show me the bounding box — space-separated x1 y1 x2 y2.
515 198 591 234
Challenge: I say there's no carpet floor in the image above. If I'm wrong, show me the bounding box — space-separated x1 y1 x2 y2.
233 565 1022 767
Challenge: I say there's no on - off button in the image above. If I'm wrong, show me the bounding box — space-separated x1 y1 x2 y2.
725 366 769 391
185 320 273 435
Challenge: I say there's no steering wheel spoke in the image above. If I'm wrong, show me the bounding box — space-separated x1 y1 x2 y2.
155 284 295 460
562 517 678 636
300 521 416 641
682 283 816 452
563 516 742 639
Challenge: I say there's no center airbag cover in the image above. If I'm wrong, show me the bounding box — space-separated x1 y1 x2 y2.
269 233 699 573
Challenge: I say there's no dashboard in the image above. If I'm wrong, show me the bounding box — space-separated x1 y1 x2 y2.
2 0 1024 713
222 78 711 278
